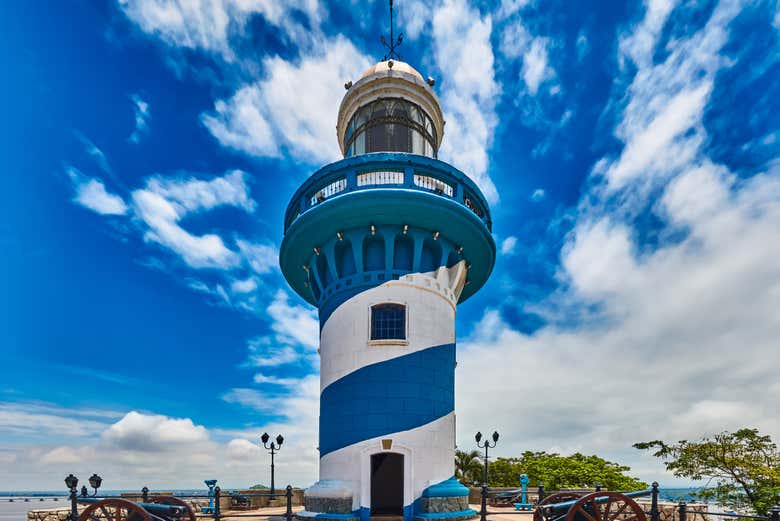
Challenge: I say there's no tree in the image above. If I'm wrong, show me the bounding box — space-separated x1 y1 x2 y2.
455 450 484 485
635 428 780 515
487 452 647 491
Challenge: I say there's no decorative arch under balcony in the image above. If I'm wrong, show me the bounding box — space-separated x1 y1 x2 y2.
305 225 466 314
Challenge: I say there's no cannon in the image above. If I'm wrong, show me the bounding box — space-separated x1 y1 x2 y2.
534 490 652 521
76 496 196 521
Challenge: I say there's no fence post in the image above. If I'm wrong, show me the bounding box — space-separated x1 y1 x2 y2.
677 502 687 521
537 484 545 503
650 482 660 521
214 487 221 521
69 487 78 521
480 484 488 521
142 487 149 503
770 507 779 521
286 486 293 521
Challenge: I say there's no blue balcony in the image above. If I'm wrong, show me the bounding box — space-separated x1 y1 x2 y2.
280 153 495 308
284 153 492 234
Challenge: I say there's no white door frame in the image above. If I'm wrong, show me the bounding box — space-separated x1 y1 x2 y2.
359 441 414 510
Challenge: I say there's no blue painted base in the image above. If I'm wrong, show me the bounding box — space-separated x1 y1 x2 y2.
421 477 471 498
514 503 533 511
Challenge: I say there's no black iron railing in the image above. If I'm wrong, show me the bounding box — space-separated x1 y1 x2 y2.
477 482 780 521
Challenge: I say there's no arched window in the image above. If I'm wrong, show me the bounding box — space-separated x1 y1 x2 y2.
370 303 406 341
345 98 437 158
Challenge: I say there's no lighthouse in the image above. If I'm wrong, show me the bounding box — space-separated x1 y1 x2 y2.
279 43 495 521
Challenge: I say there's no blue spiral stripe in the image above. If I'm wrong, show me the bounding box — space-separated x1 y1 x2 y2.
319 343 455 457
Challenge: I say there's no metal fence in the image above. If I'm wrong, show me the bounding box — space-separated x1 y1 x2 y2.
476 483 780 521
64 486 297 521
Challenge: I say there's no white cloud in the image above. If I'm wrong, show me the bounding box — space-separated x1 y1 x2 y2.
240 290 319 367
0 402 115 438
500 236 518 255
459 165 780 472
129 94 150 143
499 20 531 59
103 411 210 451
68 167 129 215
236 240 277 274
226 438 261 461
0 406 317 490
432 0 500 203
74 132 113 175
497 0 533 20
40 446 82 465
223 374 319 418
253 374 301 387
604 0 742 192
202 37 371 163
576 32 589 61
619 0 678 69
775 0 780 31
531 188 545 201
118 0 324 62
245 340 303 367
453 0 780 485
521 38 554 95
131 170 254 269
396 0 430 40
231 277 258 293
266 290 319 351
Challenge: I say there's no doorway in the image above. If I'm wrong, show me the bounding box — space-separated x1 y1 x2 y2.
370 453 404 516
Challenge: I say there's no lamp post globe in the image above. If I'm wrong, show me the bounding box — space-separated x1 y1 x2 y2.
64 474 78 491
88 474 102 493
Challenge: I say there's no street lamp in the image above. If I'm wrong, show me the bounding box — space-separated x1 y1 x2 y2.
64 474 78 492
260 433 284 497
475 431 499 486
88 474 103 496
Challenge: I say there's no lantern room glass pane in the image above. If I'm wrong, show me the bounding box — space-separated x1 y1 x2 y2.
345 98 437 158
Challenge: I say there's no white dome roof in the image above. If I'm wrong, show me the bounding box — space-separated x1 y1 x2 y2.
360 60 424 81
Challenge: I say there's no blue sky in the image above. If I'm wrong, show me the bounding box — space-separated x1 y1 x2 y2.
1 0 779 491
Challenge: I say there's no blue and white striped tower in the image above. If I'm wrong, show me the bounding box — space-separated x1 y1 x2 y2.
280 60 495 521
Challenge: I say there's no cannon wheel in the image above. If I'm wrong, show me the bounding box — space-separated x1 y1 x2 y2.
565 492 646 521
78 498 152 521
533 492 585 521
149 496 196 521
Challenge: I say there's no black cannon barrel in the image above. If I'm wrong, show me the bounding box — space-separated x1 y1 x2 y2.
77 497 185 517
542 490 653 513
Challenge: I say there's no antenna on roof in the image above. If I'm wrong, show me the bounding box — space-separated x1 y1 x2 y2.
380 0 403 61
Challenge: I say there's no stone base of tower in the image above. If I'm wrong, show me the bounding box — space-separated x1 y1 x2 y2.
296 480 359 521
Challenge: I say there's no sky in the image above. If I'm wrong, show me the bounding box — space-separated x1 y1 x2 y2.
0 0 779 492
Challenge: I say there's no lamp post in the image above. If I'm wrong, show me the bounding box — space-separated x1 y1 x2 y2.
260 433 284 497
475 431 499 486
65 474 102 521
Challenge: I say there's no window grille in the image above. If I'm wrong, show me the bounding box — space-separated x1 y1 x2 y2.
414 174 454 196
370 303 406 340
357 170 404 186
310 178 347 206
